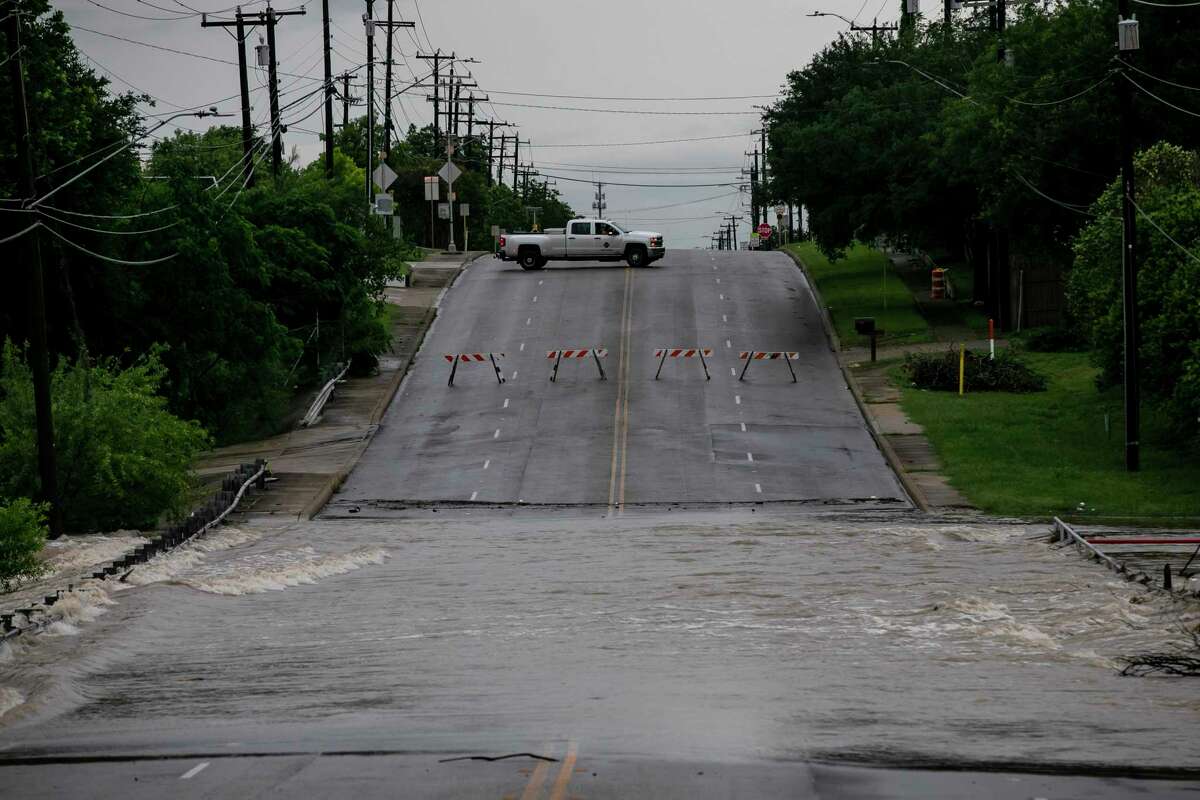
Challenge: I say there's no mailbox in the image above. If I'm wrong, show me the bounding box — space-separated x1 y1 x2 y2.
855 317 876 335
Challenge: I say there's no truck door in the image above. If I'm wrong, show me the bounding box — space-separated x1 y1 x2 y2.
567 220 594 258
595 222 621 257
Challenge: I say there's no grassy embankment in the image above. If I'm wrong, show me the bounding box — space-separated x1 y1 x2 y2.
900 352 1200 521
786 241 1198 521
786 241 986 348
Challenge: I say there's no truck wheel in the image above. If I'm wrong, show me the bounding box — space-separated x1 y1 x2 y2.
626 246 647 268
520 250 542 270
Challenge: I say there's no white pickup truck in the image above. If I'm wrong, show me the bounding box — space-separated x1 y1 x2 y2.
496 218 665 270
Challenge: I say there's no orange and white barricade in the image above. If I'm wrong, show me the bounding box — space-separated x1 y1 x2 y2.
654 347 712 380
546 348 608 381
444 352 506 386
738 351 799 382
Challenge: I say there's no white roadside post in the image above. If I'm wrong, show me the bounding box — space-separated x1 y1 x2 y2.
459 203 470 251
774 204 787 245
439 139 462 253
423 176 439 249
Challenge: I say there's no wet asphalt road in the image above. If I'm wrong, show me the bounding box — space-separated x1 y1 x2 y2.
328 249 906 514
3 251 1200 797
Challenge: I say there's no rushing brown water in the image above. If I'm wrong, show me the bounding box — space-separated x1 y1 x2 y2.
1 509 1198 769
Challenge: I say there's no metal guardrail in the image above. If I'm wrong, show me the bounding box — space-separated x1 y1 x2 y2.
1 460 269 642
299 362 349 428
1053 516 1199 597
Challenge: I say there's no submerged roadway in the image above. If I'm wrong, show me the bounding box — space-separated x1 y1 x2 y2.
2 249 1199 798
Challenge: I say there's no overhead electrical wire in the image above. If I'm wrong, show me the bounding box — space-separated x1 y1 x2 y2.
1128 193 1200 266
1124 72 1200 118
487 100 759 116
485 89 778 102
529 132 747 149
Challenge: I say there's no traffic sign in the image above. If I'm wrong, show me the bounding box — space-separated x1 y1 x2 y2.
774 205 786 217
437 161 461 184
372 162 397 191
757 223 772 239
423 176 439 201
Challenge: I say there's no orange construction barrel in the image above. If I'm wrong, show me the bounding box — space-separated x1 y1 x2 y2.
931 268 946 300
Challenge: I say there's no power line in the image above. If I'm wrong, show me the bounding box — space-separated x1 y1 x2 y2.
487 100 759 116
1128 192 1200 266
610 191 740 213
485 88 778 102
538 173 739 188
38 221 179 265
1124 72 1200 118
529 132 747 149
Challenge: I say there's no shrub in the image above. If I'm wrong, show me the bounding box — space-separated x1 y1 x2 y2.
903 348 1048 393
1020 325 1088 353
0 498 49 591
0 342 211 532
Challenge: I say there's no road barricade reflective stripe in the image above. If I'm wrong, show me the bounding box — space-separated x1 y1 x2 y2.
654 347 712 380
444 352 506 386
547 348 607 381
737 351 798 382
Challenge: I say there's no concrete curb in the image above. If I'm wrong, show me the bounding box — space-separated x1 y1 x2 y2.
780 246 930 513
298 252 485 521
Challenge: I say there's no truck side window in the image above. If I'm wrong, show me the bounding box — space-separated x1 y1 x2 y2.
570 222 590 235
596 223 615 236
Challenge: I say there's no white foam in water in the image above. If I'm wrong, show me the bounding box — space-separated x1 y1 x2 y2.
121 526 262 587
0 687 25 720
41 533 145 577
181 547 389 596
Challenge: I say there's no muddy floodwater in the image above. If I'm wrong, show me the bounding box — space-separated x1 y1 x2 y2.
1 510 1198 769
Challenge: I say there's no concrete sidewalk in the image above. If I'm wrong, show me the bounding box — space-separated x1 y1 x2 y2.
195 251 484 520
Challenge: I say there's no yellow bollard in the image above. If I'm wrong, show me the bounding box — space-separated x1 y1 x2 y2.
958 344 965 396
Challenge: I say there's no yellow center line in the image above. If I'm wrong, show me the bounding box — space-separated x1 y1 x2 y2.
518 743 554 800
616 272 634 515
547 741 579 800
607 268 633 514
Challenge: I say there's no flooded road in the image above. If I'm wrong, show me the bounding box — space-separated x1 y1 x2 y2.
2 509 1197 775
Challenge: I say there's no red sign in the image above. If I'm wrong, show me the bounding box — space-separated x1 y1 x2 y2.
757 223 772 238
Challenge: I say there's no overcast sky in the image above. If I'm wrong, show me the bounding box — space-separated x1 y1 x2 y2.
60 0 903 248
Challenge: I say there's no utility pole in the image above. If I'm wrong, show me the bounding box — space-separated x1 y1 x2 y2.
512 137 520 191
993 0 1011 332
497 133 507 185
340 73 351 127
203 7 302 183
265 7 281 175
416 50 443 148
321 0 334 177
364 0 374 205
378 2 415 161
944 0 952 30
593 182 606 217
5 10 61 538
1117 2 1141 471
745 148 760 227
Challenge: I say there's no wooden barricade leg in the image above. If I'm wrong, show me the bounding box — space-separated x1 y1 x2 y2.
655 349 669 380
698 350 711 381
739 354 754 382
784 355 797 383
490 354 506 384
592 349 607 380
551 351 563 383
448 356 460 386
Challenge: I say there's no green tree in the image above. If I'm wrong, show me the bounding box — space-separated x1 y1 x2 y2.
0 342 210 531
1069 142 1200 443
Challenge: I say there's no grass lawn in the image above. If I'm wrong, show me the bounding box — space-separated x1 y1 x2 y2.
900 351 1200 522
787 242 932 348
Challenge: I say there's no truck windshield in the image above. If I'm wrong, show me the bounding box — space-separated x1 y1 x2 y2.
608 222 626 234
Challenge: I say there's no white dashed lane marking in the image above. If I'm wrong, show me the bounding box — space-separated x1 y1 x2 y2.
735 395 742 405
493 429 501 439
747 452 754 462
755 483 763 494
722 314 728 323
740 422 747 432
520 342 525 352
526 317 531 326
512 370 519 379
503 398 510 409
180 763 209 780
725 339 731 348
719 294 725 300
483 459 490 470
533 295 538 302
470 491 478 501
730 367 736 376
